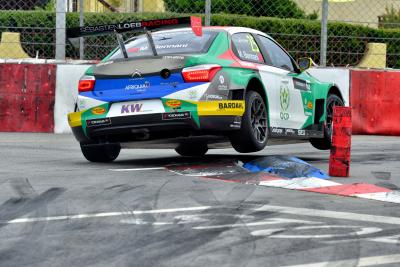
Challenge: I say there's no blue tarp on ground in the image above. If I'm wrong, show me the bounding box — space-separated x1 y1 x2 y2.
243 156 329 179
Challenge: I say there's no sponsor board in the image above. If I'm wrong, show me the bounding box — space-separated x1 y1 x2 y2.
162 111 191 120
107 100 165 117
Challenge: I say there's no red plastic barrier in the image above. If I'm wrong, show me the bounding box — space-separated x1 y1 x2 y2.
329 106 352 177
0 64 55 132
351 69 400 135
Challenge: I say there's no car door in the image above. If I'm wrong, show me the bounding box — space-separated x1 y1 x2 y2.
231 33 283 129
255 35 312 131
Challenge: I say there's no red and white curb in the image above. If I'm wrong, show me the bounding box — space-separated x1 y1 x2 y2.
246 175 400 204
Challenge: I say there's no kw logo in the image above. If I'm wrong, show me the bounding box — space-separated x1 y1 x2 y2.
121 103 143 114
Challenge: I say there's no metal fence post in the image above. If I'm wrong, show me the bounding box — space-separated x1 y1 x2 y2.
79 0 84 59
205 0 211 26
320 0 329 67
56 0 66 60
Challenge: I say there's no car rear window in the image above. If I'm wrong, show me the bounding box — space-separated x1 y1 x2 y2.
110 30 217 59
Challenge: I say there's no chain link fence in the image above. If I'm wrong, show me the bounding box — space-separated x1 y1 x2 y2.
1 0 400 68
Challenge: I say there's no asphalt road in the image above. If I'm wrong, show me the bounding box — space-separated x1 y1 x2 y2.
0 133 400 267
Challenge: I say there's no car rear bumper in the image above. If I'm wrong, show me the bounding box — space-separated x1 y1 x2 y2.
69 112 242 143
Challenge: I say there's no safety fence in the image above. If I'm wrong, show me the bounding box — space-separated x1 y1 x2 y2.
1 0 400 68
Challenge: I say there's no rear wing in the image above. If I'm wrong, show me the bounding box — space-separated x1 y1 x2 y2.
67 16 203 38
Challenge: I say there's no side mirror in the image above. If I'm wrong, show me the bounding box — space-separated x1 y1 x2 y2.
298 57 312 71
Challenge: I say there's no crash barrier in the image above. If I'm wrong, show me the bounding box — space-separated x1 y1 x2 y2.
329 106 352 177
0 63 56 132
351 69 400 135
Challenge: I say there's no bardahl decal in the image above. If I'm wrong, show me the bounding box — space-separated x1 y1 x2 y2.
218 102 244 109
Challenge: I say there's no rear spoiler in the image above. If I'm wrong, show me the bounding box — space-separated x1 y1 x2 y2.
67 16 203 38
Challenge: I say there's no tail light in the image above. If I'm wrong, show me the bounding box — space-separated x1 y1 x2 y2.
182 64 222 82
78 76 95 92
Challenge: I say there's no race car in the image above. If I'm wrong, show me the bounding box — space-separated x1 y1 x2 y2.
67 17 344 162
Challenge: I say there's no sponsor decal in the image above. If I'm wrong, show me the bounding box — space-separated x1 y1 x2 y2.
285 128 295 135
91 107 106 115
218 102 244 109
298 129 306 136
305 111 313 116
163 55 184 60
271 128 284 134
121 103 143 114
86 118 111 127
280 83 290 120
125 81 150 91
219 75 225 84
205 94 224 100
307 101 313 109
165 100 182 108
293 78 310 91
131 69 142 79
188 90 198 100
230 115 242 128
162 111 191 120
96 61 113 67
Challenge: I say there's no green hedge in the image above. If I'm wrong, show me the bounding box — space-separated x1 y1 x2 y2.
1 11 400 68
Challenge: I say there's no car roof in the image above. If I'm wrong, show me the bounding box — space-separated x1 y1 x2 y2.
152 27 273 39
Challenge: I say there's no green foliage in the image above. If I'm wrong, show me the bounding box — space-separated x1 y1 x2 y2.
163 0 315 19
1 11 400 68
379 6 400 29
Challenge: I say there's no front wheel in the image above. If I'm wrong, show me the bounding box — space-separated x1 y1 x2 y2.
310 93 344 150
80 143 121 162
230 90 268 153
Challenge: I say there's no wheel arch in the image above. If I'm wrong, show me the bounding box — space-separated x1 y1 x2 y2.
246 77 269 108
328 84 344 104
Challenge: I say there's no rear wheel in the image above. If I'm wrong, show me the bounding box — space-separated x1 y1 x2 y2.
80 143 121 162
310 93 344 150
175 142 208 157
230 90 268 153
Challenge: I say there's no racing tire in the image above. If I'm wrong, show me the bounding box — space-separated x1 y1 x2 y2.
175 143 208 157
230 90 268 153
80 143 121 162
310 94 344 150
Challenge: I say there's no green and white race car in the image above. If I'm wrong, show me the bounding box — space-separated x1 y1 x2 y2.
67 17 344 162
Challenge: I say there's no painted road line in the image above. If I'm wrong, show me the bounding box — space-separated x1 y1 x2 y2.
193 218 321 230
281 254 400 267
354 191 400 204
108 167 166 172
2 206 214 224
5 203 400 226
303 183 392 196
256 205 400 225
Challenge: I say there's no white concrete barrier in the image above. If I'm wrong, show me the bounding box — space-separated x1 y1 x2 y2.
308 67 350 106
54 64 91 133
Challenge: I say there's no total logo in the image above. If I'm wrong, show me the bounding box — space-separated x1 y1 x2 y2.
91 107 106 115
125 81 150 90
165 100 182 108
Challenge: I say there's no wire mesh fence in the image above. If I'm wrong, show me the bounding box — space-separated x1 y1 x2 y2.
1 0 400 68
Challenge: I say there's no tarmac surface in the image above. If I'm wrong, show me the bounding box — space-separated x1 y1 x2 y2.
0 133 399 267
